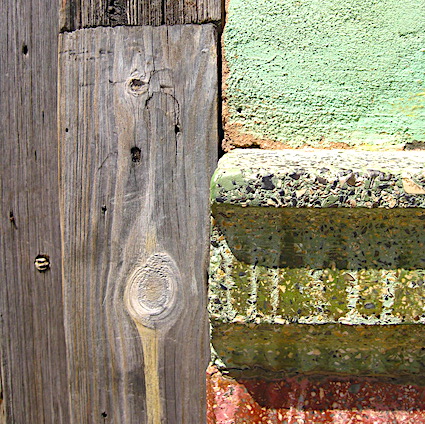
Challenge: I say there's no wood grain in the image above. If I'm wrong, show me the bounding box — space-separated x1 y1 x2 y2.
59 25 218 423
0 0 70 423
60 0 222 31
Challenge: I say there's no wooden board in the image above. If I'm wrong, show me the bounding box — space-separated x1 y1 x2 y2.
0 0 70 423
59 25 218 423
60 0 222 31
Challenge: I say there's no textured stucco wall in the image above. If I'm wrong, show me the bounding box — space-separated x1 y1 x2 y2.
223 0 425 150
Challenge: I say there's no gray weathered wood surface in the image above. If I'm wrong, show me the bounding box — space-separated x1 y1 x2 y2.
59 25 217 423
60 0 222 31
0 0 70 423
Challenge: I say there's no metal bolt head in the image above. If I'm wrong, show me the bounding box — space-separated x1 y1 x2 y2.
34 255 50 272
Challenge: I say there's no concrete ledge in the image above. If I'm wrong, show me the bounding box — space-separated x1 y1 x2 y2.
211 149 425 208
209 149 425 378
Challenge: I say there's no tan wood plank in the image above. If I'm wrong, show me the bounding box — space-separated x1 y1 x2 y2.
0 0 70 423
60 0 222 31
59 25 218 423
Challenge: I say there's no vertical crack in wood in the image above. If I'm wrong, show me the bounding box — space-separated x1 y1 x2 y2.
161 0 165 25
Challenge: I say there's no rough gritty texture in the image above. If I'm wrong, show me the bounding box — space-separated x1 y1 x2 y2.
211 149 425 208
211 207 425 326
209 150 425 377
211 323 425 379
207 365 425 423
223 0 425 150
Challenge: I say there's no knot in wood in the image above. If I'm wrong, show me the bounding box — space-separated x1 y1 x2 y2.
126 73 149 97
125 253 181 328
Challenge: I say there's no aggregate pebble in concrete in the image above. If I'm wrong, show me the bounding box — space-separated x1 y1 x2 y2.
211 149 425 209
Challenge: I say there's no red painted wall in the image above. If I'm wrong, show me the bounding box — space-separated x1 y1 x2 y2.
207 366 425 423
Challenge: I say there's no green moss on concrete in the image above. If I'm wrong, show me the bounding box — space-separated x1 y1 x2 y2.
224 0 425 148
211 322 425 379
210 205 425 326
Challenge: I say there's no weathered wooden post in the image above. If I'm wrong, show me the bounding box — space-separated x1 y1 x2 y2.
0 0 70 422
2 0 220 423
58 1 220 423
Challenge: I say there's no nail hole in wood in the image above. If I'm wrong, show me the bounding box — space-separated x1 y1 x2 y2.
22 44 28 55
34 254 50 272
9 211 17 229
65 128 69 132
131 146 141 162
101 412 108 418
101 205 107 214
174 125 180 134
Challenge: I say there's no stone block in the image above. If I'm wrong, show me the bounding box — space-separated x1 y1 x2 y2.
209 149 425 379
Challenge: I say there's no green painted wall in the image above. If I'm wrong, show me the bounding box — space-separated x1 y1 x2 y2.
224 0 425 148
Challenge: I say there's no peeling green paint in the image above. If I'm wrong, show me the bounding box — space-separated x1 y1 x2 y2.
224 0 425 148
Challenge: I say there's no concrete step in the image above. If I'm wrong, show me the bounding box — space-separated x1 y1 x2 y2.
209 149 425 380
